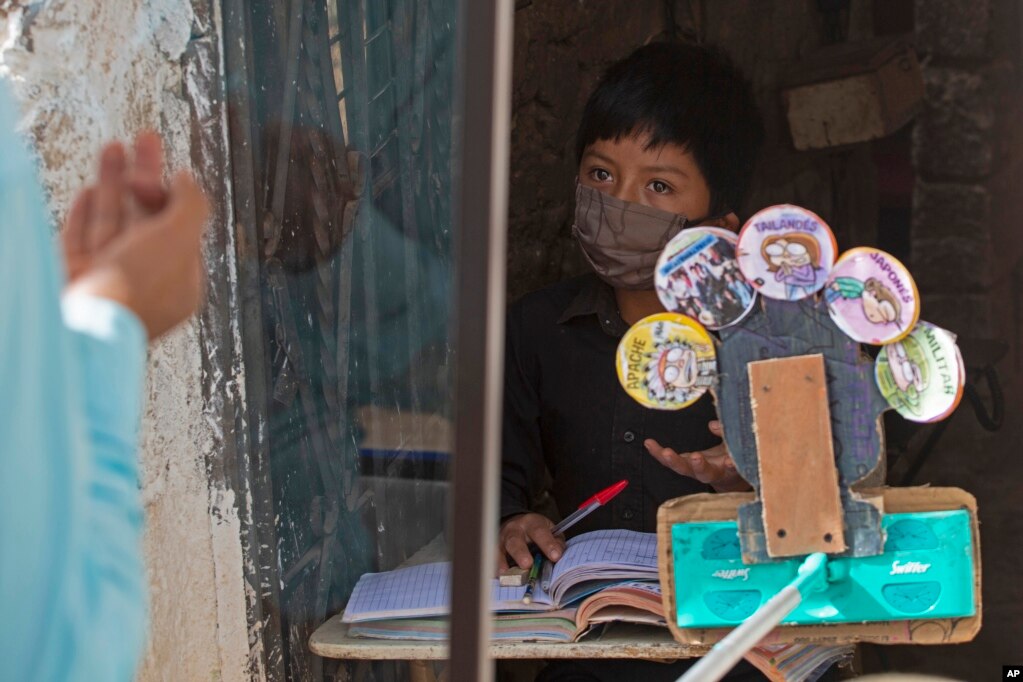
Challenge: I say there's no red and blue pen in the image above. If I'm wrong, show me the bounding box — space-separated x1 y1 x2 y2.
551 479 629 536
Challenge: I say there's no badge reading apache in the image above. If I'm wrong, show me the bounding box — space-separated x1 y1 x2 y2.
616 313 716 410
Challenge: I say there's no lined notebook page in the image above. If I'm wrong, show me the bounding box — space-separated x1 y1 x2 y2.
343 562 553 622
550 529 658 582
342 530 658 623
343 562 452 622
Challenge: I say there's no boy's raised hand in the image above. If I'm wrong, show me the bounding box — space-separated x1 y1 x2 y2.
645 420 751 493
497 512 566 573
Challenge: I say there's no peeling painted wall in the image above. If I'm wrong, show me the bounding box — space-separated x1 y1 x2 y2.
0 2 252 680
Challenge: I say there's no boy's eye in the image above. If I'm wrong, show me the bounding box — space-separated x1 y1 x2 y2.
648 180 672 194
590 168 612 183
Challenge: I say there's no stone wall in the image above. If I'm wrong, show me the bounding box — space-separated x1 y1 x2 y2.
0 2 253 680
882 0 1023 676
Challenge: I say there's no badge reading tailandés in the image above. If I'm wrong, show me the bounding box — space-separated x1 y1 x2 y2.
875 322 964 423
654 228 756 330
616 313 716 410
737 204 837 301
825 247 920 345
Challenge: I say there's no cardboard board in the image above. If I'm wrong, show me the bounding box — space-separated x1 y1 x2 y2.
749 355 846 556
657 487 981 646
716 299 890 561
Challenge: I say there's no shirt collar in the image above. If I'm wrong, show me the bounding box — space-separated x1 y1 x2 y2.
557 274 630 337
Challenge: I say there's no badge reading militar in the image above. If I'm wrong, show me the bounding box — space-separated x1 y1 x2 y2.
824 247 920 345
654 228 757 330
736 204 837 301
616 313 716 410
875 322 964 423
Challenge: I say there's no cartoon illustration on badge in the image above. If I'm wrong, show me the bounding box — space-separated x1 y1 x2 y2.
761 233 826 300
876 336 929 416
874 322 962 422
644 337 715 405
825 277 902 327
616 313 717 410
823 248 919 345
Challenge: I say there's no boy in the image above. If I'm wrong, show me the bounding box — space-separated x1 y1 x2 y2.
498 42 767 681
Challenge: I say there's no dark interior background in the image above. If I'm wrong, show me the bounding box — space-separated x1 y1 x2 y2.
506 0 1023 677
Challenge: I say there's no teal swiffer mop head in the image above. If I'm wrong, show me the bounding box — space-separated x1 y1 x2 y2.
672 510 975 628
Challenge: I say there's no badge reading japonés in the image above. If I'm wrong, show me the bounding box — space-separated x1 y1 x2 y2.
736 204 837 301
875 322 964 423
654 228 757 330
616 313 716 410
824 247 920 345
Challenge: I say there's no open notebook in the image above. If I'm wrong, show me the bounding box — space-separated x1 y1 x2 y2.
348 581 662 642
341 529 657 623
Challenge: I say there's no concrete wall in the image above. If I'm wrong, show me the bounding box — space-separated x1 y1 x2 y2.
0 2 252 680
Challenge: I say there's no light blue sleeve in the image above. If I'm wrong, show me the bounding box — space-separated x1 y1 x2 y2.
0 83 148 682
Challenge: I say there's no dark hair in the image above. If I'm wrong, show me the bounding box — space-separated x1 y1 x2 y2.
575 42 764 216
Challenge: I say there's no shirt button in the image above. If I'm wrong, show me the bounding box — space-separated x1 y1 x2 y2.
623 431 636 443
622 509 635 520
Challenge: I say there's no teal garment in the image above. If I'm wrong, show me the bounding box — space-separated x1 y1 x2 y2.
0 84 148 681
830 276 864 299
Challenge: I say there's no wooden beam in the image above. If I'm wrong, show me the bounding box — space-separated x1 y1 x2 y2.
748 354 846 557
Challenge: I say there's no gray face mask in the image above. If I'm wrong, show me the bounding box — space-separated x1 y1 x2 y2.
572 182 699 290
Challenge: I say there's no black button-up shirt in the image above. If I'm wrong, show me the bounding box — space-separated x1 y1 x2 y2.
501 273 719 537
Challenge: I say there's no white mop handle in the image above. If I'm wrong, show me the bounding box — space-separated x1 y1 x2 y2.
676 552 828 682
677 584 802 682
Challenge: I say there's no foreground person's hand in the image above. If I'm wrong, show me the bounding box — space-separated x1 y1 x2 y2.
65 169 209 340
63 133 169 283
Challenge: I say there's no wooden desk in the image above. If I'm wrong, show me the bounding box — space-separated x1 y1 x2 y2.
309 534 704 680
310 616 707 660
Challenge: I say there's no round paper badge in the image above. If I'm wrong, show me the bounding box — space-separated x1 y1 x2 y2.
875 322 964 423
736 205 837 301
654 228 757 330
616 313 717 410
938 343 967 423
824 248 920 345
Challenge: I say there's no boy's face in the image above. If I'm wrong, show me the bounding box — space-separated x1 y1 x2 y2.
579 134 736 229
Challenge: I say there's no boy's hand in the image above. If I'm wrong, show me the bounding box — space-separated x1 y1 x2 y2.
645 420 751 493
497 513 566 573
